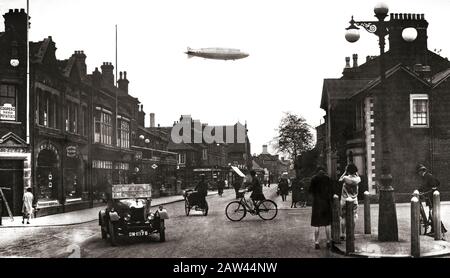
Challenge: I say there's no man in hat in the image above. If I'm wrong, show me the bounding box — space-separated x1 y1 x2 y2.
417 164 447 235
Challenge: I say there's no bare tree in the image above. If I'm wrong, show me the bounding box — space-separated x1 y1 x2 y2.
273 112 314 160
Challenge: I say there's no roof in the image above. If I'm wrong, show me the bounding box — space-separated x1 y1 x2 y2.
350 64 431 98
252 160 264 170
432 68 450 87
320 79 371 109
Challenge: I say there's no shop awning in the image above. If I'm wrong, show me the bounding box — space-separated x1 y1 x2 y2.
231 166 245 177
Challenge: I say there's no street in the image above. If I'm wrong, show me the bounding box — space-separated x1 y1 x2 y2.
0 186 343 258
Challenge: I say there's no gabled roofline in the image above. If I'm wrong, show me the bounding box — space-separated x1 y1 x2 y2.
349 63 431 99
432 69 450 88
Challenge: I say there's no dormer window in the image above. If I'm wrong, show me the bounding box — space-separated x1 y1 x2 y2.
410 94 429 128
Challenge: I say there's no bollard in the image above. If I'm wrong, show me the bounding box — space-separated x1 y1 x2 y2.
364 191 371 234
345 198 355 254
332 194 341 244
433 191 441 240
411 196 420 258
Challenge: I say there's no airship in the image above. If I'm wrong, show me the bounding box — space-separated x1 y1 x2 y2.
185 47 249 60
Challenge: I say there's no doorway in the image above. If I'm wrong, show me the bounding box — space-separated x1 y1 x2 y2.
0 160 24 216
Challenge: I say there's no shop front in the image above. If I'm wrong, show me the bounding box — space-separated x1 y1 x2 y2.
0 133 31 217
91 146 134 204
34 141 91 216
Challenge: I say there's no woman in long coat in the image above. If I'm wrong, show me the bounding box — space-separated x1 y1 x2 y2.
22 187 34 224
309 167 333 249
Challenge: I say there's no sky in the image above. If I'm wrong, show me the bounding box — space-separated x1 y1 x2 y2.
1 0 449 156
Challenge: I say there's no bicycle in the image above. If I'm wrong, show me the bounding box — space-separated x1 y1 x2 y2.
416 188 447 238
225 190 278 221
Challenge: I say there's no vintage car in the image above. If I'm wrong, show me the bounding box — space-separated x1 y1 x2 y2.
99 184 169 246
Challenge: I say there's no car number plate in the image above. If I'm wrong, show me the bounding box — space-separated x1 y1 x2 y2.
129 230 148 237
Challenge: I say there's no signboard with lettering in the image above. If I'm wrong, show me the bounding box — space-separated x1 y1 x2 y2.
112 184 152 199
66 146 77 158
0 104 15 121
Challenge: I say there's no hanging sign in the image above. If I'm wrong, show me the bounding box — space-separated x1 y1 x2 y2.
66 146 77 158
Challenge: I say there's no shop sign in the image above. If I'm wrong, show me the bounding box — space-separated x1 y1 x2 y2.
151 164 158 170
66 146 77 158
0 104 15 121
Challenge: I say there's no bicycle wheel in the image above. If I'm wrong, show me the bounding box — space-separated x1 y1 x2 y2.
225 201 246 221
257 200 278 220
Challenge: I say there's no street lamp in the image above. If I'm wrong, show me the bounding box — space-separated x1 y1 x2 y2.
344 3 414 242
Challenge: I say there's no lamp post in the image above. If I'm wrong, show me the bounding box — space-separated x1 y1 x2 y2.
344 3 413 241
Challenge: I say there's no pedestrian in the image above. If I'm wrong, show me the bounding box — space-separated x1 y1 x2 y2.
309 167 333 249
217 178 225 197
338 164 361 241
416 164 447 235
290 176 303 208
233 177 243 199
278 174 289 202
22 187 34 224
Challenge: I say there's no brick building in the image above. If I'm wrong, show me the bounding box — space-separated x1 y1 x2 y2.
0 9 31 216
161 115 251 188
319 12 450 201
0 9 176 216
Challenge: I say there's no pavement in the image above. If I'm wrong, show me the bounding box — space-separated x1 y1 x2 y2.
331 201 450 257
0 190 220 228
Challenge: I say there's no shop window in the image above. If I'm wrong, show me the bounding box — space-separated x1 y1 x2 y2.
36 149 59 205
0 84 17 121
410 94 429 128
92 160 113 203
64 157 87 202
117 117 130 148
94 107 112 145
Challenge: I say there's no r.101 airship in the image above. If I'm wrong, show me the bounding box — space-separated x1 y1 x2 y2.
185 47 249 60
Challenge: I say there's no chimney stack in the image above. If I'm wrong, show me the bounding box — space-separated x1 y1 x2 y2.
100 62 114 87
345 57 351 68
150 113 155 127
262 145 268 154
72 50 87 78
92 67 102 87
3 9 28 38
352 54 358 68
137 104 145 127
118 71 129 93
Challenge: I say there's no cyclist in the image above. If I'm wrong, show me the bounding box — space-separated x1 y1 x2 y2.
247 170 265 210
417 164 447 235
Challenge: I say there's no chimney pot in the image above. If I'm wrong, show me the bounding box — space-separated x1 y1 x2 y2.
124 71 127 80
345 57 351 68
352 54 358 68
119 71 123 80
